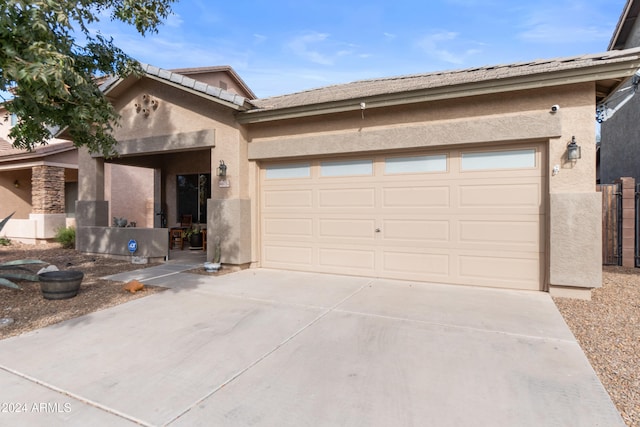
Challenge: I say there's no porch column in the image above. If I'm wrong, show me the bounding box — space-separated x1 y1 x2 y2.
31 165 64 214
617 177 636 268
76 148 108 227
30 165 66 240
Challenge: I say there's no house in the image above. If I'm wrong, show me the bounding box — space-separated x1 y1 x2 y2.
0 105 157 242
0 66 253 243
599 0 640 184
74 48 640 299
0 114 78 243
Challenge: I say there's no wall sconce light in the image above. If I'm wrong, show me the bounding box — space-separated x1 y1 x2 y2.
567 136 581 161
13 180 19 188
217 160 227 177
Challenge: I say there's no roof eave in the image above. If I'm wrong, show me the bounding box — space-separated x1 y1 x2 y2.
142 74 252 111
609 0 639 50
0 144 76 163
237 61 640 124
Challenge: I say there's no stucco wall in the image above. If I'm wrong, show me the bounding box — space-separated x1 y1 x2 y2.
78 77 252 265
246 82 602 290
105 164 154 227
0 169 32 219
76 226 168 260
550 193 602 286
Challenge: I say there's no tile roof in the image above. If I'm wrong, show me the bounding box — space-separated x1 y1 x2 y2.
100 64 251 108
248 48 640 112
0 137 74 162
168 65 257 99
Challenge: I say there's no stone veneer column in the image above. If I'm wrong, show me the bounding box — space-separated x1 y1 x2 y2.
617 177 636 268
31 165 65 214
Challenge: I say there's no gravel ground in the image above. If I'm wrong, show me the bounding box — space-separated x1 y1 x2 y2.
553 266 640 427
0 242 165 340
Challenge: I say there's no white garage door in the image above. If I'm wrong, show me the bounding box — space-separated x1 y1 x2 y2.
260 145 545 290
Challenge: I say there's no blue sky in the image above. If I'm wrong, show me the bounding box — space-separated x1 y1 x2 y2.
94 0 625 98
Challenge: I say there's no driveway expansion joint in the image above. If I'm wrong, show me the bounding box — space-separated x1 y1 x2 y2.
0 365 153 427
164 279 374 426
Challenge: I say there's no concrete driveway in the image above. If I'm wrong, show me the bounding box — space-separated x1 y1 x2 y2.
0 268 623 426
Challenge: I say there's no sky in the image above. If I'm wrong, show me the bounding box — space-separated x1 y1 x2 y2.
81 0 632 98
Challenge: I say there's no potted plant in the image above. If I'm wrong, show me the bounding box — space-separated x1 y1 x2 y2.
183 224 203 249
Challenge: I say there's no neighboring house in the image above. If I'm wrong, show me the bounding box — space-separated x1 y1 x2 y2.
599 0 640 184
75 48 640 298
0 66 252 243
0 112 78 243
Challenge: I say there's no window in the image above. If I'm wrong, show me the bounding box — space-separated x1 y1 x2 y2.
385 154 447 174
177 174 211 224
320 159 373 177
461 149 536 171
265 163 311 179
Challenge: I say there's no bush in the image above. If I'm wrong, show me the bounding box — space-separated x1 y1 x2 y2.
55 226 76 249
0 237 10 246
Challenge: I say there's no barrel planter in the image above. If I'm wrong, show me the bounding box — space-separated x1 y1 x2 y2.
38 271 84 300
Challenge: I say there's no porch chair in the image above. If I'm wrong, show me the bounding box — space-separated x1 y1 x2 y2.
180 214 192 229
169 228 184 250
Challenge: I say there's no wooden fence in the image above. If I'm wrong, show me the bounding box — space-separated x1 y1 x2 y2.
596 183 622 265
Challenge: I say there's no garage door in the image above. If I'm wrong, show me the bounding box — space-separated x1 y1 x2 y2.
260 145 545 290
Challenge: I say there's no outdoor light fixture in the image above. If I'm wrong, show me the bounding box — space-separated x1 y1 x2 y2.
217 160 227 177
13 180 19 188
567 136 581 161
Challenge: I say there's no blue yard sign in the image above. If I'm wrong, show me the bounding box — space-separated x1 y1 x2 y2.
128 239 138 254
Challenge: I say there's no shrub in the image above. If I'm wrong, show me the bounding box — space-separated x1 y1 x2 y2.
0 237 10 246
55 226 76 249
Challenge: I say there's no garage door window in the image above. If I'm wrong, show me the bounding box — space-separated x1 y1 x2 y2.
321 160 373 177
265 163 311 179
461 149 536 171
385 154 447 174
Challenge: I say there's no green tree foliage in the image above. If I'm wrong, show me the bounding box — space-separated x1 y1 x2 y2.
0 0 175 157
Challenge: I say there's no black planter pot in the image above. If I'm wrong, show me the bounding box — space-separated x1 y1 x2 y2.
38 270 84 300
189 233 203 249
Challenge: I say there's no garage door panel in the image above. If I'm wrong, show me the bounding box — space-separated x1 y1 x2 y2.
458 218 541 250
319 218 376 239
319 188 376 208
458 183 540 208
264 218 313 238
319 247 375 270
382 219 450 242
382 250 450 276
264 190 313 208
382 186 450 208
457 253 540 289
264 245 313 266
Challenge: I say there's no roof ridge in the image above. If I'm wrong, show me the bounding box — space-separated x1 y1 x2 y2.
249 48 640 113
257 48 640 103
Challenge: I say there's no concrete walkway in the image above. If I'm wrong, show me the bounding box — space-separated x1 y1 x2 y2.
0 268 623 426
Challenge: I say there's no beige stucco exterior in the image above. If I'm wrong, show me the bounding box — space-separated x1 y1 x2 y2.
67 50 640 295
243 83 600 293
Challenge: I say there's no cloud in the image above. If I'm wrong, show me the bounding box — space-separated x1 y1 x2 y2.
383 32 397 40
286 32 334 65
417 31 482 65
516 4 611 44
253 34 267 44
165 12 183 28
